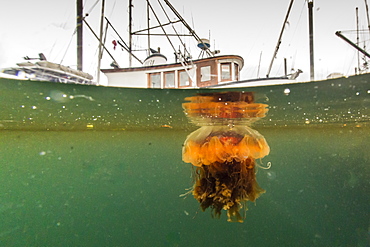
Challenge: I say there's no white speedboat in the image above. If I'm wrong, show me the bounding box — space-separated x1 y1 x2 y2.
0 53 95 85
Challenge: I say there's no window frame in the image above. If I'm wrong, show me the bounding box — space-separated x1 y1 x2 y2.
200 66 211 82
164 71 175 88
234 63 239 81
148 72 161 88
178 69 191 88
220 63 231 81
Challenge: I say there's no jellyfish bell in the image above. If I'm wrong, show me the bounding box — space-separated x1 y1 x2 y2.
182 92 270 223
183 125 270 166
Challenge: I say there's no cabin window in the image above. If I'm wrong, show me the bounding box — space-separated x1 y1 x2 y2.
234 63 239 81
221 63 231 81
179 70 190 87
149 73 161 88
200 66 211 82
164 71 175 88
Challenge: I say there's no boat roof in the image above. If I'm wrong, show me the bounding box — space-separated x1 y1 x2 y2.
101 55 244 73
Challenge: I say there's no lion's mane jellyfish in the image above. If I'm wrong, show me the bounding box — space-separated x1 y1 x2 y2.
182 92 270 222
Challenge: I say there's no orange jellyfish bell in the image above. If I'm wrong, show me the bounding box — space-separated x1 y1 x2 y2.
182 92 270 222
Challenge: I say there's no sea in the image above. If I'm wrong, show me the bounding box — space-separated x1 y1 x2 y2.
0 75 369 247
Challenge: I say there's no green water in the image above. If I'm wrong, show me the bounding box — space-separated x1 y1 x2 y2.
0 76 369 246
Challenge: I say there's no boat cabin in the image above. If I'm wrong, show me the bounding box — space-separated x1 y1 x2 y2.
101 55 243 88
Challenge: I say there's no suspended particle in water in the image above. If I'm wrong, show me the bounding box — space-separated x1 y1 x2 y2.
266 171 276 180
49 90 69 103
284 88 291 95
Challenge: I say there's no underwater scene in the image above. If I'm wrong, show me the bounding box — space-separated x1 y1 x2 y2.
0 75 369 246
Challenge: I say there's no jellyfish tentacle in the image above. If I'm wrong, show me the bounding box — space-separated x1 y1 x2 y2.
256 160 272 170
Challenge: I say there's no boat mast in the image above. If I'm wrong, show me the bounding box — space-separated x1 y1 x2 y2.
266 0 294 78
77 0 83 71
365 0 370 32
97 0 105 83
129 0 133 67
147 1 151 54
356 7 360 73
335 5 370 64
308 0 315 80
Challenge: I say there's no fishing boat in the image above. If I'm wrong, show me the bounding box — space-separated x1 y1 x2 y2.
99 0 302 88
0 53 95 85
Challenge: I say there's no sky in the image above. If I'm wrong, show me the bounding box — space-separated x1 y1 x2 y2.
0 0 369 82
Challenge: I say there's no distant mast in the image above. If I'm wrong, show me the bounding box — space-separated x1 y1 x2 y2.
308 0 314 80
129 0 133 67
77 0 83 71
356 7 360 73
97 0 105 83
365 0 370 33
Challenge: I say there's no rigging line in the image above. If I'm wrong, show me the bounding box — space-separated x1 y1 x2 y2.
132 20 182 34
191 13 195 31
266 0 294 78
49 5 75 63
146 0 177 56
83 19 120 65
360 37 370 43
341 29 370 33
288 0 306 46
163 0 213 57
86 0 100 15
59 28 77 65
101 18 109 60
156 0 191 61
104 17 143 64
155 0 195 81
291 50 297 70
87 42 100 75
147 0 195 81
105 18 129 50
48 40 58 61
345 52 357 76
60 5 73 31
108 0 117 17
